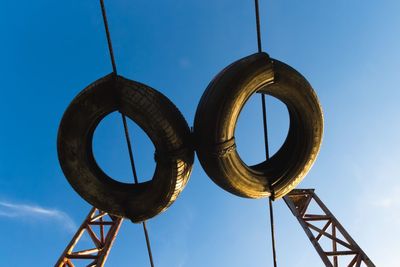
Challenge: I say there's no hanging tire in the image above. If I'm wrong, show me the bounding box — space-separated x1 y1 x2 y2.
194 52 323 199
57 74 194 222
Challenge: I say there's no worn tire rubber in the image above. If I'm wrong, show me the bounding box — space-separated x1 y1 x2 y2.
57 74 194 222
194 52 323 199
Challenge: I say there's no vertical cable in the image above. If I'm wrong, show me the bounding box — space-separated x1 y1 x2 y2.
263 95 278 267
261 94 270 159
100 0 117 75
254 1 278 267
121 115 140 184
99 1 155 266
121 116 155 267
269 190 278 267
254 0 263 53
142 220 155 267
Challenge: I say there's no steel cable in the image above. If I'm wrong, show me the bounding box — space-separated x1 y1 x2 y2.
100 0 117 75
99 1 155 266
254 1 278 266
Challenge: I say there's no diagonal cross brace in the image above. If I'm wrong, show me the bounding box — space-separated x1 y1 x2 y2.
283 189 375 267
55 207 123 267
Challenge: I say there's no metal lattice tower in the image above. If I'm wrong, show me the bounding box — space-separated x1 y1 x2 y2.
56 189 376 266
55 207 123 267
283 189 375 267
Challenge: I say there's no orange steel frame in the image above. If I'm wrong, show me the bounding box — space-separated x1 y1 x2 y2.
56 189 375 267
284 189 375 267
55 207 123 267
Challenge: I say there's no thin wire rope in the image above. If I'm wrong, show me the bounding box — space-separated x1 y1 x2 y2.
121 115 140 184
268 187 277 267
99 1 155 266
100 0 117 74
254 0 263 53
254 1 277 267
122 116 155 267
261 95 270 159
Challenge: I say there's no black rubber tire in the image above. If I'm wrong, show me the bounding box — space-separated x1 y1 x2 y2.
194 52 323 199
57 74 194 222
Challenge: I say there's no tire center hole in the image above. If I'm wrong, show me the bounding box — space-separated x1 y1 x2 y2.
235 94 289 166
92 111 156 184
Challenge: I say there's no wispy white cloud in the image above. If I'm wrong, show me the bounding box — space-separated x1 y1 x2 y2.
0 200 77 232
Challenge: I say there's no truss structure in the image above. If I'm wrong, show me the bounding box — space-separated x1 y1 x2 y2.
55 207 123 267
283 189 375 267
56 189 376 266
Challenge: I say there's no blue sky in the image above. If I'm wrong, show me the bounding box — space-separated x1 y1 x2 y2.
1 0 399 266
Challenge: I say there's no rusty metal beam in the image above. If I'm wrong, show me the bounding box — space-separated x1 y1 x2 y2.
55 207 123 267
284 189 375 267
